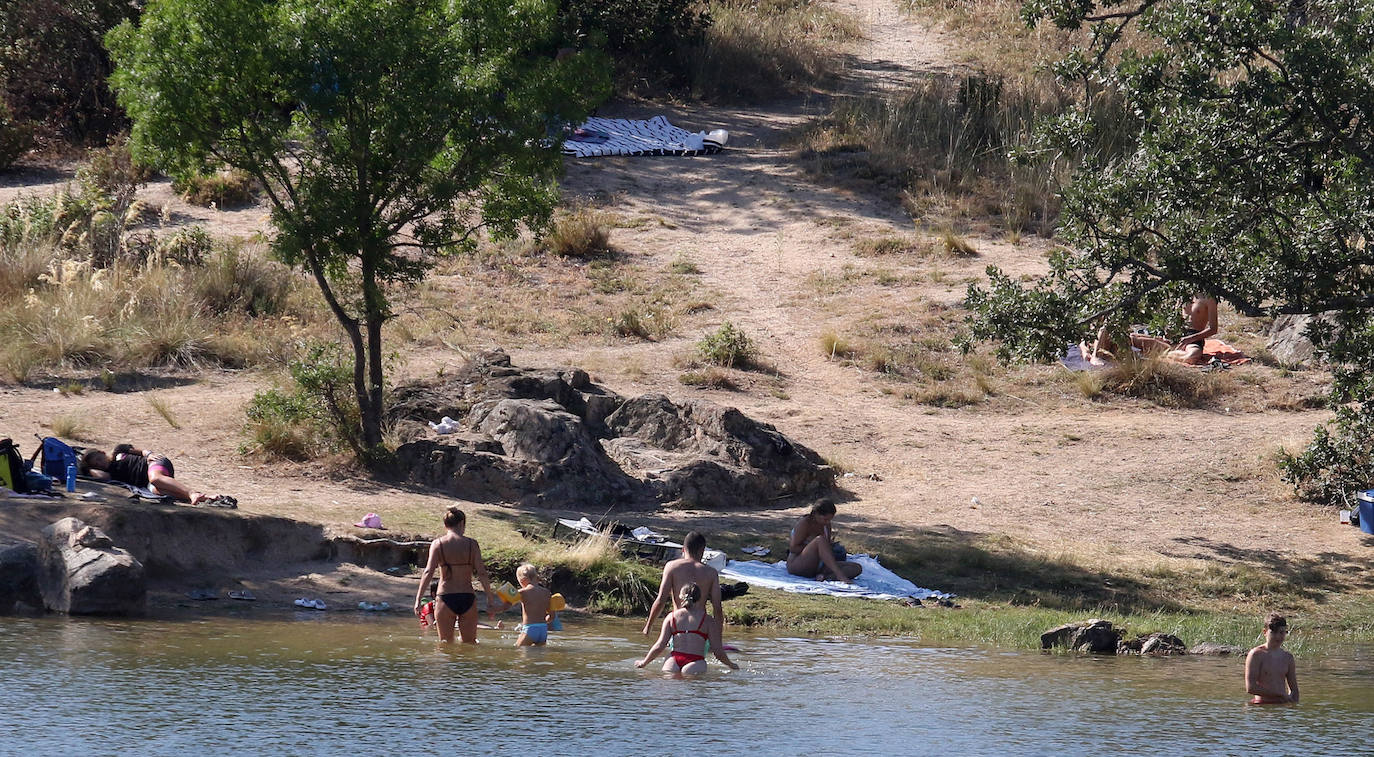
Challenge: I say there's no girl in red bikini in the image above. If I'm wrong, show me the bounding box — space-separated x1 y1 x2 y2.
636 582 738 675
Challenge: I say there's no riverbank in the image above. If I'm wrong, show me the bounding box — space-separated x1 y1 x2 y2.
4 493 1368 655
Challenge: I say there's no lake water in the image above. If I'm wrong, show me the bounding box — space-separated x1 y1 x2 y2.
2 613 1371 755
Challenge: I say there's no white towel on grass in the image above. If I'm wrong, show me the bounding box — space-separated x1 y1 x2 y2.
720 554 950 600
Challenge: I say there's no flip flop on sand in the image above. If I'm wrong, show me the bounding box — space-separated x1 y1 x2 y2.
187 589 218 600
198 495 237 509
293 598 326 610
228 590 256 601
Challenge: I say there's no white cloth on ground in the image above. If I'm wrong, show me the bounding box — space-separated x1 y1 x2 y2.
720 554 950 600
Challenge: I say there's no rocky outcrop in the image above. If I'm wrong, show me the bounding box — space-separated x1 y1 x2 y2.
389 350 834 509
1041 618 1121 653
38 517 146 616
1267 312 1338 366
0 543 42 612
1118 632 1188 656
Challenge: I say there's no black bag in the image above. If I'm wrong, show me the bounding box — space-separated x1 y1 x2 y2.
0 438 32 493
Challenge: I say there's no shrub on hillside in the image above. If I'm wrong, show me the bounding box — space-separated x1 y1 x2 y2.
697 321 756 368
173 169 261 208
0 0 140 143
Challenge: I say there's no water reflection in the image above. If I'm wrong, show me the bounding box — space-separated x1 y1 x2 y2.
1 615 1369 755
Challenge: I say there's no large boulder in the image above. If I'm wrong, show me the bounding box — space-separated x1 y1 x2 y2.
0 543 41 612
390 351 834 509
603 395 834 509
1041 619 1121 653
1267 312 1338 366
38 517 146 616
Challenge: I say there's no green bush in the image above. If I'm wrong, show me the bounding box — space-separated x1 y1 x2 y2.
697 321 756 368
191 241 292 316
242 343 362 459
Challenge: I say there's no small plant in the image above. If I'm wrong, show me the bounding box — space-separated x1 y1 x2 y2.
939 229 978 257
679 367 739 390
241 342 362 460
49 413 92 442
668 256 701 274
173 168 261 208
853 235 918 257
697 321 756 368
820 330 852 359
612 309 651 340
548 206 612 258
145 393 181 429
58 382 85 396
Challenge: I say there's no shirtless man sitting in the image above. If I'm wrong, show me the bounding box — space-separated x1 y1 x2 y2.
1129 292 1219 365
642 531 722 637
1245 613 1300 704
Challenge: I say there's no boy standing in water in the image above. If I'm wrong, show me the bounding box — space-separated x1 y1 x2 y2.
498 563 553 646
1245 613 1299 704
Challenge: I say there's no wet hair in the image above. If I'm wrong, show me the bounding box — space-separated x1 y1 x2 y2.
678 582 701 607
442 506 466 529
79 449 108 476
684 531 706 559
1264 613 1288 631
516 563 540 584
809 499 836 517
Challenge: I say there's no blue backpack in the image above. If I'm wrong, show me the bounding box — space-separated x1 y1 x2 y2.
37 436 80 480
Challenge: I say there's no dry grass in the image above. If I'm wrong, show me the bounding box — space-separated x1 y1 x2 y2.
48 413 93 442
145 393 181 429
544 205 613 259
692 0 862 102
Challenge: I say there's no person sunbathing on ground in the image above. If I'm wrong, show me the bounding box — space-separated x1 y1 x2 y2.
80 444 234 507
786 499 862 582
643 531 723 637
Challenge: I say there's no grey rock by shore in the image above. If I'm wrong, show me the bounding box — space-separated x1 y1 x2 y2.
38 517 146 616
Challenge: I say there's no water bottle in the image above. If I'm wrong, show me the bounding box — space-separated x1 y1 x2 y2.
65 462 77 492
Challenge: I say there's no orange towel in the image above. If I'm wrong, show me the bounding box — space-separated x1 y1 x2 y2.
1203 338 1250 366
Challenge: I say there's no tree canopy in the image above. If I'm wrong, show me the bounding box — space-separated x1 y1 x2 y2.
967 0 1374 504
108 0 609 452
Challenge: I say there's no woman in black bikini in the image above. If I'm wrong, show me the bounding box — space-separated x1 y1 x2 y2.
786 499 862 582
414 506 496 643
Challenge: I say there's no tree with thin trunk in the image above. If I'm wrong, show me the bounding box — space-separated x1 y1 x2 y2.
107 0 608 453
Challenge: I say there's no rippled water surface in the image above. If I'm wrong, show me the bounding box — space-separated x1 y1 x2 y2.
3 614 1371 755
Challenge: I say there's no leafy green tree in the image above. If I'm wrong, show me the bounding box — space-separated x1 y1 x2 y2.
108 0 609 454
967 0 1374 504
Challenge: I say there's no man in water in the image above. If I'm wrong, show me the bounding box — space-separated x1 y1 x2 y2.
642 531 722 638
1245 613 1299 704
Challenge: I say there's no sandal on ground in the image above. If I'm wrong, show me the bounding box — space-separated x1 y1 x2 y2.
198 495 237 509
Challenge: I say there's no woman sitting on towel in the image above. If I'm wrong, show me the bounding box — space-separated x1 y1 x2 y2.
786 499 862 582
636 582 738 675
81 444 234 507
